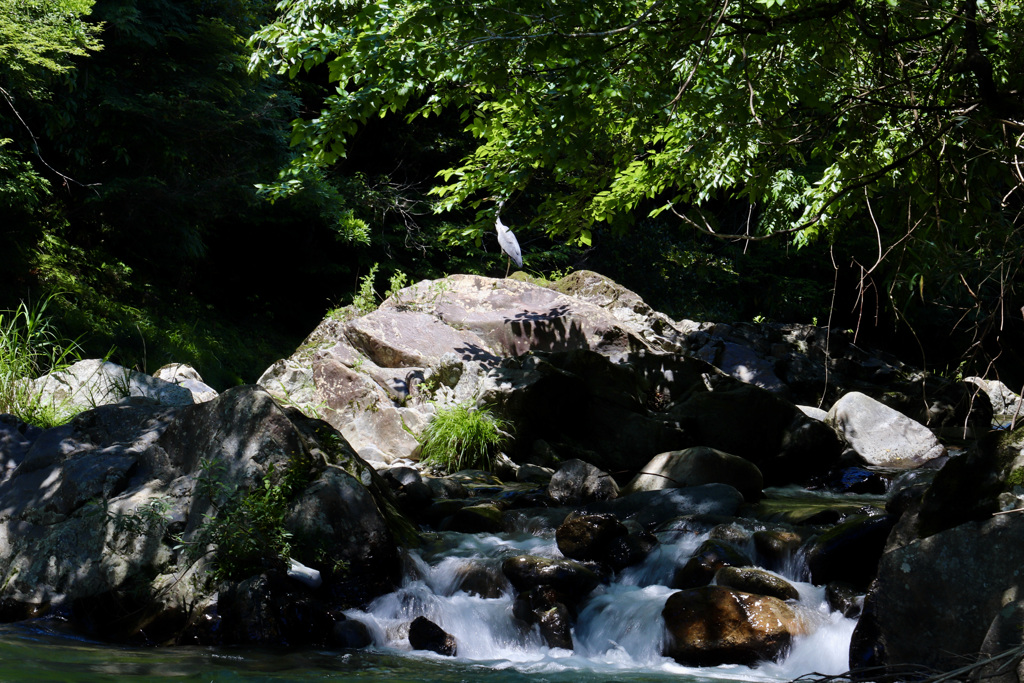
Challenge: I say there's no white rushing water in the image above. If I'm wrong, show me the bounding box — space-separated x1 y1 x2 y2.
344 523 858 681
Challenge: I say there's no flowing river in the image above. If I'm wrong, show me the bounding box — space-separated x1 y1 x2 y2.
0 493 860 683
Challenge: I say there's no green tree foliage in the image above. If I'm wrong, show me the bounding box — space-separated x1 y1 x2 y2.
0 0 102 220
250 0 1024 362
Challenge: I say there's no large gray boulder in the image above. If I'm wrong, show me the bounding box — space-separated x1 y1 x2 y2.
826 391 946 468
255 274 851 482
0 385 408 644
257 273 698 466
152 364 218 403
29 359 195 419
851 512 1024 674
622 447 763 501
966 376 1023 420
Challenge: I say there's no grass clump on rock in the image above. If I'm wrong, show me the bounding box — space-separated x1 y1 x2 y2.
419 403 509 474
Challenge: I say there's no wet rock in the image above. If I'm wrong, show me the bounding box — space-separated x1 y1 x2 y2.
555 512 653 571
547 459 619 505
451 560 510 598
409 616 457 656
752 528 803 572
816 466 888 495
285 464 403 601
585 484 745 530
442 502 505 534
673 539 753 589
501 555 601 601
826 392 946 468
662 585 800 666
512 586 574 650
555 513 627 561
804 513 895 589
824 582 863 618
623 447 764 502
714 567 799 602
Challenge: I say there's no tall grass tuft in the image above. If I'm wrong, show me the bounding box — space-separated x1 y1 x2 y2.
419 403 510 474
0 296 81 426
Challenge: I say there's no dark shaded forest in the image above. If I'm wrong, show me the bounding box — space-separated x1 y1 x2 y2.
3 0 1022 388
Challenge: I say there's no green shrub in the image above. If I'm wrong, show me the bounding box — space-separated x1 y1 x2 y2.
419 403 510 474
184 459 311 582
0 295 80 426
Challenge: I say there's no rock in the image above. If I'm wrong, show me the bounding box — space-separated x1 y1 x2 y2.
804 513 895 589
713 566 800 602
501 555 601 602
0 414 40 484
442 503 505 534
215 571 338 646
450 560 510 598
716 341 788 393
662 585 800 666
826 392 946 468
850 512 1024 674
423 475 469 500
666 376 843 485
966 376 1023 419
585 484 746 530
815 466 888 495
0 385 411 644
331 616 373 648
548 459 619 505
876 376 993 439
408 616 457 656
555 512 653 571
673 539 753 589
284 465 404 603
824 582 863 618
512 586 574 650
152 363 218 403
623 447 764 501
30 359 195 418
752 528 803 572
798 405 828 421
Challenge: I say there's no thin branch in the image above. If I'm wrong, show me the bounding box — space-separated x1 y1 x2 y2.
0 86 100 194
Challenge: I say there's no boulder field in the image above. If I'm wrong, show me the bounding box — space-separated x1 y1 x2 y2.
0 271 1017 676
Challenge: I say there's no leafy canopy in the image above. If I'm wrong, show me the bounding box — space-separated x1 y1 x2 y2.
252 0 1022 345
250 0 1020 230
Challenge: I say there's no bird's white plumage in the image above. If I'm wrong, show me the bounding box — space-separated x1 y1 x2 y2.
495 214 523 268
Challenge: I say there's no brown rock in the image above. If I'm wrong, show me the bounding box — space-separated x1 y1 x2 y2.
662 586 801 666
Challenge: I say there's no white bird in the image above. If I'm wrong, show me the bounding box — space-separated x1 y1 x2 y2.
495 201 523 276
